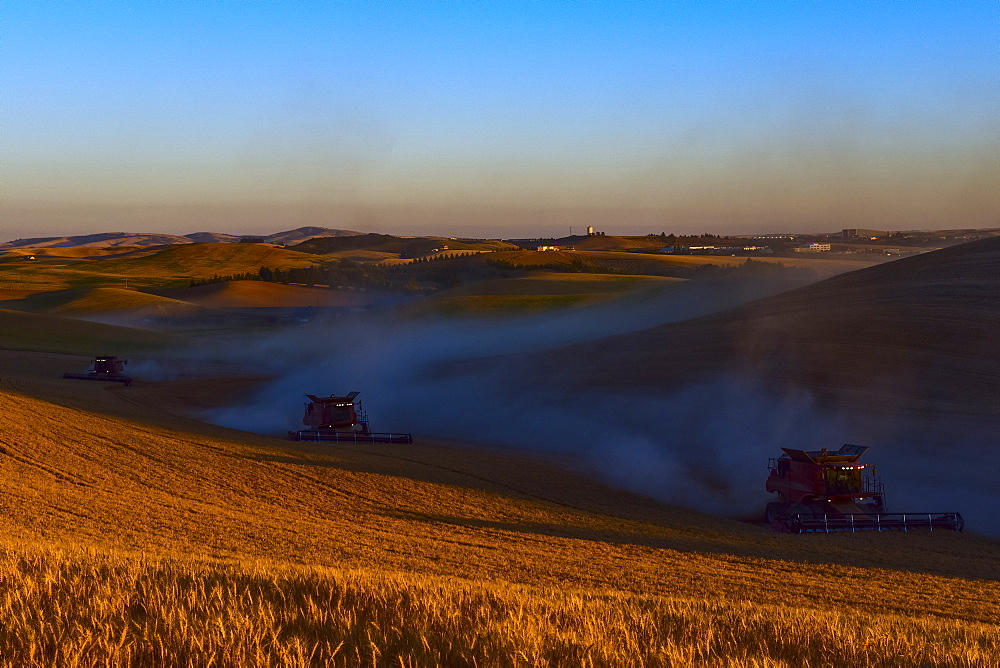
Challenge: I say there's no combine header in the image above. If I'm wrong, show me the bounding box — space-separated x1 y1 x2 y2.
765 444 963 533
62 356 133 386
288 392 412 444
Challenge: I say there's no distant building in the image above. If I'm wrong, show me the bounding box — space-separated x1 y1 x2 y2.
663 245 769 255
794 243 831 252
842 228 886 239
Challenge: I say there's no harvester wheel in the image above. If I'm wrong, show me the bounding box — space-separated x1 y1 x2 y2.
765 502 786 524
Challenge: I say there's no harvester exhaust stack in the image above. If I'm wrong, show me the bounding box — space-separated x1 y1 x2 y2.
288 392 412 444
764 444 963 533
62 356 133 386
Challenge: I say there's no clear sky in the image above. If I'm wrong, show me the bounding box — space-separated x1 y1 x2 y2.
3 1 997 240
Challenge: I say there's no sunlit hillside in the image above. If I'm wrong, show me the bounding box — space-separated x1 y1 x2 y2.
3 287 204 318
0 243 324 291
0 246 156 262
76 243 325 284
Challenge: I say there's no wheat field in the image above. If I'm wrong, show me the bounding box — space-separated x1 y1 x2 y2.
0 541 996 666
0 350 998 664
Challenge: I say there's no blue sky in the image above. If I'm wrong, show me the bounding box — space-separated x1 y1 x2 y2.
3 1 997 238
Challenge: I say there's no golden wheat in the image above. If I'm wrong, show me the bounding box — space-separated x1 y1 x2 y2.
1 362 999 664
0 542 995 667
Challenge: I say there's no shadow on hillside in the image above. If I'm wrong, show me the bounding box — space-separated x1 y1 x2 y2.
248 447 1000 583
387 508 726 553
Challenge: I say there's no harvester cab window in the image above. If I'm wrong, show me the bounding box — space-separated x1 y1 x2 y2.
825 467 862 494
777 459 789 477
331 404 354 423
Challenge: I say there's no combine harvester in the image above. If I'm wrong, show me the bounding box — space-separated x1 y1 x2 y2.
288 391 412 444
764 444 963 533
62 356 133 387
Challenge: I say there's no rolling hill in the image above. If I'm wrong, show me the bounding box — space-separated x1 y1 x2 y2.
290 233 516 257
2 287 203 317
521 236 1000 417
0 227 363 249
0 246 157 262
0 243 327 291
0 232 195 248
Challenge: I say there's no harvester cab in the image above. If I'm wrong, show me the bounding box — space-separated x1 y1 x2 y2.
62 356 133 386
765 444 963 533
288 391 412 444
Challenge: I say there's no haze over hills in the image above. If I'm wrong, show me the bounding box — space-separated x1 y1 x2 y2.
190 235 997 538
523 235 1000 418
0 226 362 249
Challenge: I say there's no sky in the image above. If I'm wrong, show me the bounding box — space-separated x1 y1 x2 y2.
3 1 998 240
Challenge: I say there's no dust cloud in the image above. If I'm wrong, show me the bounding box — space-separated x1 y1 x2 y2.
203 275 998 534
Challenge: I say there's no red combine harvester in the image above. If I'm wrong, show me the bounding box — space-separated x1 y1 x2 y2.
288 392 413 444
765 444 963 533
62 356 133 386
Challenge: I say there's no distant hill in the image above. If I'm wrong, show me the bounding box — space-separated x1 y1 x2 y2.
3 287 206 319
71 243 324 283
290 233 421 255
0 233 194 248
291 234 515 256
262 226 362 246
183 232 240 243
521 236 1000 417
0 227 362 249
